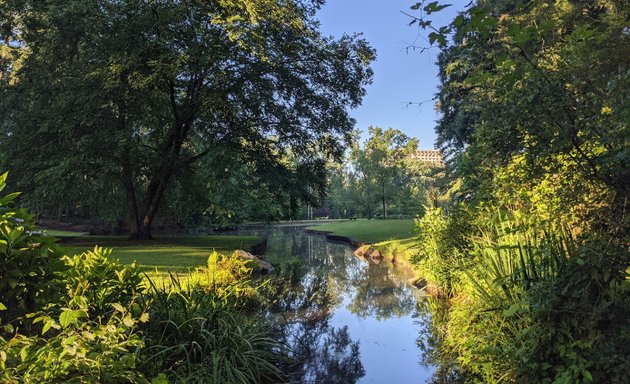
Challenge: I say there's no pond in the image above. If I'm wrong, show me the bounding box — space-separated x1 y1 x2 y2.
236 224 435 383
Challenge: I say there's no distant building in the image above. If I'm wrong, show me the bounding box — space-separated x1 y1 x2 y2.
410 150 444 165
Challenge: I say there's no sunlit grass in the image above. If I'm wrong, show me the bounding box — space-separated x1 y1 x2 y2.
63 235 262 272
306 219 415 243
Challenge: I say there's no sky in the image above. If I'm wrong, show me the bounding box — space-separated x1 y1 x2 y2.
316 1 460 149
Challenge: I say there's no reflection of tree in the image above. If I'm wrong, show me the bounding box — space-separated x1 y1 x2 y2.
347 262 418 320
416 298 465 383
241 225 430 382
260 248 365 384
300 326 365 384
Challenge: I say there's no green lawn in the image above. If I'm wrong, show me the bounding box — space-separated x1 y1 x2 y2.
306 219 416 243
44 229 89 237
63 235 262 272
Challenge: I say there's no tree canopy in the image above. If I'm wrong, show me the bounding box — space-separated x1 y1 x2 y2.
0 0 374 237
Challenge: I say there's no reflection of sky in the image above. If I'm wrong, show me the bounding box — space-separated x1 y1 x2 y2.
332 299 433 384
237 225 435 383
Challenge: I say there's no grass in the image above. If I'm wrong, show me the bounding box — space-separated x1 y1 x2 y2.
307 219 416 243
44 229 89 237
62 235 262 272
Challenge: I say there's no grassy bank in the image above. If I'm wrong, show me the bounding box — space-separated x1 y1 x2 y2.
306 219 415 243
306 219 423 281
59 234 262 272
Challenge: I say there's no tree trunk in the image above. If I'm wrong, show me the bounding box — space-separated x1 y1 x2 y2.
381 181 387 219
136 219 153 240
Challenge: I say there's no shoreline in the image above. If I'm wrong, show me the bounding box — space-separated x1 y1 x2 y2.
303 228 370 249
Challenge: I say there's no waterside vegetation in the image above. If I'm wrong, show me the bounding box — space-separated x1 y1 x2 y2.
404 0 630 382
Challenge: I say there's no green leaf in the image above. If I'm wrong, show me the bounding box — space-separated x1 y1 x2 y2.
42 320 53 335
583 370 593 383
0 172 7 191
111 303 125 313
503 303 521 317
122 315 135 327
0 192 21 205
429 32 439 45
59 310 86 328
0 302 6 311
19 346 29 362
151 373 170 384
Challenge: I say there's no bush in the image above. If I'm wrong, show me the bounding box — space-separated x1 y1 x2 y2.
0 247 150 383
0 174 292 383
0 172 65 323
139 275 287 384
416 207 630 383
412 205 473 295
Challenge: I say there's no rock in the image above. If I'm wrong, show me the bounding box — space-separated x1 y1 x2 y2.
256 259 275 274
354 245 370 257
233 249 257 261
367 249 382 261
233 249 275 274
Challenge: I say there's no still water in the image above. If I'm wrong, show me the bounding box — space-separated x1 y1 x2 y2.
237 225 434 383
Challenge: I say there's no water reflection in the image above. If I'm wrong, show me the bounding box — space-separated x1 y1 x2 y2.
416 299 465 383
234 225 434 383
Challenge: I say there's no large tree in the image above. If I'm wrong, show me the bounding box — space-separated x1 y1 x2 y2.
417 0 630 206
0 0 374 238
351 127 419 219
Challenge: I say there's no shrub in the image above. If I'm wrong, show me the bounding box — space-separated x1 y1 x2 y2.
412 205 473 295
0 172 65 323
417 208 630 383
138 275 288 384
60 247 144 317
0 247 150 383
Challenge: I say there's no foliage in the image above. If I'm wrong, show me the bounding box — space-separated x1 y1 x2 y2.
0 0 375 238
0 176 294 382
351 127 420 218
0 247 150 383
324 127 444 219
414 0 630 210
412 206 472 295
414 207 630 383
406 1 630 382
138 275 287 384
61 247 144 317
205 251 254 290
0 172 65 322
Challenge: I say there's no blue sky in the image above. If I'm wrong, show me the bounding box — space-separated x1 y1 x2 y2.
316 1 460 149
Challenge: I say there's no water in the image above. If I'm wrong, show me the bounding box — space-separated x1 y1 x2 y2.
237 225 434 383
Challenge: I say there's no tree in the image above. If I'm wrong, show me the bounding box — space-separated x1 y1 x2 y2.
407 2 630 382
352 127 418 219
412 0 630 208
0 0 374 238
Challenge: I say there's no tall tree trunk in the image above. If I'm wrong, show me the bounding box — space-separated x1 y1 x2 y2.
125 77 202 240
130 117 191 239
122 158 141 239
